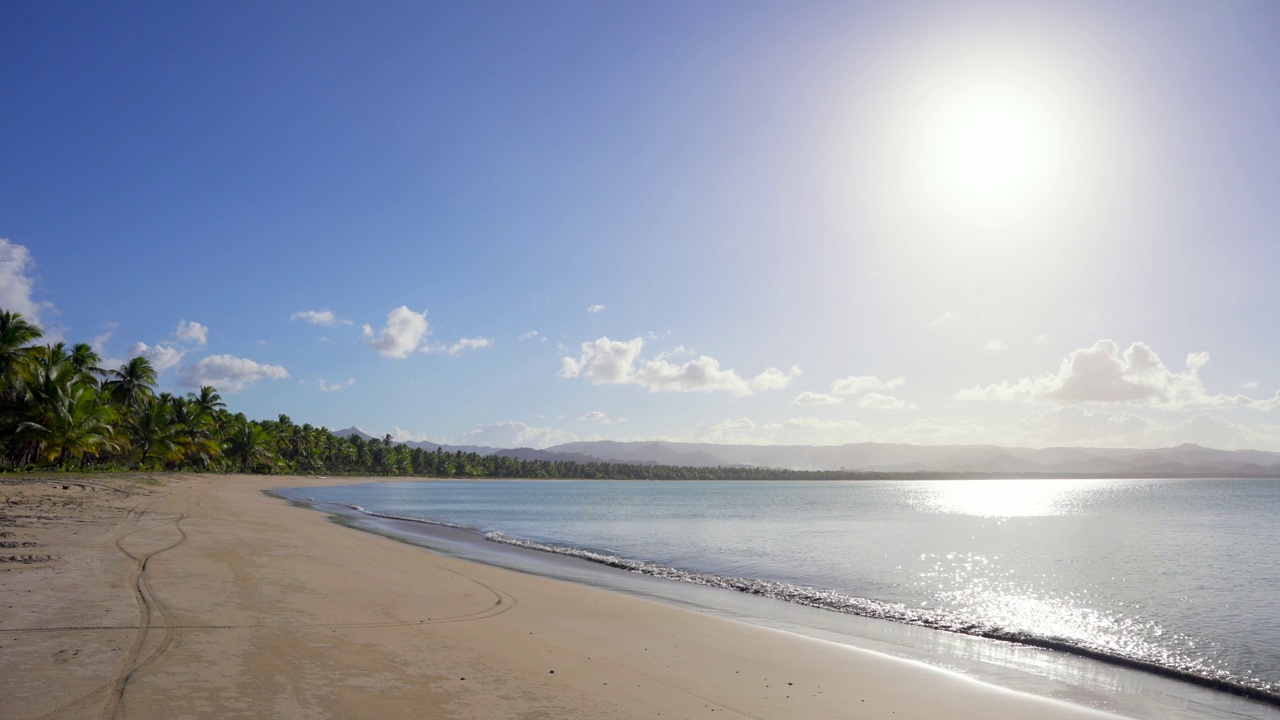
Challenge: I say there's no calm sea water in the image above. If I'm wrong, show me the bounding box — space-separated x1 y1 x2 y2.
287 478 1280 712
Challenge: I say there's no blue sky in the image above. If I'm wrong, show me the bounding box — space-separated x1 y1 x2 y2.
4 1 1280 450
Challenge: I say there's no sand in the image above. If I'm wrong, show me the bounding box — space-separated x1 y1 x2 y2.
0 473 1124 720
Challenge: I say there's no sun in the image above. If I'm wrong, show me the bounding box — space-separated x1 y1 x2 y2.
917 80 1065 214
886 56 1085 235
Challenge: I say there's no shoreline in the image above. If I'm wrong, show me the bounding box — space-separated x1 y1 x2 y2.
281 479 1280 720
0 473 1154 719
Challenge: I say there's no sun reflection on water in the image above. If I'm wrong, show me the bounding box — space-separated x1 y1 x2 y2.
908 479 1123 517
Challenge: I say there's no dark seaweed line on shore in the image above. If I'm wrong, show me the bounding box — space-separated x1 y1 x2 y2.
481 532 1280 708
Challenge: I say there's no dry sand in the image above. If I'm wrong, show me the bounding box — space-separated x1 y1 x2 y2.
0 473 1124 719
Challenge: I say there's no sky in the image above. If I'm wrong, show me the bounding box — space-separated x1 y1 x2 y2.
4 1 1280 451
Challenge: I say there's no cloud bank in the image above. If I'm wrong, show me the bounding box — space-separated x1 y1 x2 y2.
792 391 842 405
957 339 1269 411
559 336 799 396
831 375 906 396
0 239 52 326
460 421 577 449
177 355 289 393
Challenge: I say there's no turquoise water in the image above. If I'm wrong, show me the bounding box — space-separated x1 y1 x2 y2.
286 478 1280 713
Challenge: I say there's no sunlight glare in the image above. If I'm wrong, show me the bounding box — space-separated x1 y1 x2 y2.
871 46 1101 246
905 65 1076 231
914 76 1067 220
911 479 1098 517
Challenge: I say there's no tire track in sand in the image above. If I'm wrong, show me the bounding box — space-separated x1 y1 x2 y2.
98 490 192 720
29 492 171 720
29 484 516 719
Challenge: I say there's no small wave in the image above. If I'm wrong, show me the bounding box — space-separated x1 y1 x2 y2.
345 505 475 531
485 531 1280 706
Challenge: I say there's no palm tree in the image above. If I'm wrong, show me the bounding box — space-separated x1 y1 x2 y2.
0 310 42 391
103 356 158 412
169 395 221 468
31 341 68 363
17 385 118 464
191 385 225 414
68 343 106 386
225 418 275 473
126 398 184 468
17 345 79 419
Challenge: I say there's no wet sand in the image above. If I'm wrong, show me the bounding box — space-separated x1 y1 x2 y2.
0 473 1124 719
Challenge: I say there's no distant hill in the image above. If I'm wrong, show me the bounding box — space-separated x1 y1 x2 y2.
492 447 603 464
546 440 1280 476
332 426 377 441
398 440 504 456
331 427 506 457
328 429 1280 476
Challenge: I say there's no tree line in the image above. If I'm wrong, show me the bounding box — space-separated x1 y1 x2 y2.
1 308 879 479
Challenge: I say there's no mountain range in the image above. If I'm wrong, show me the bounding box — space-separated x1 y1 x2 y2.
332 428 1280 477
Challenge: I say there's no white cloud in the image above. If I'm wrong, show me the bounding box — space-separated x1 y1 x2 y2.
1241 381 1259 390
956 340 1263 411
1017 407 1154 445
319 377 356 392
588 304 606 314
518 330 540 341
360 307 489 357
874 417 988 444
460 421 577 449
90 323 117 356
177 354 289 393
635 355 754 395
982 339 1010 352
389 427 448 444
831 375 906 396
292 310 350 327
1166 414 1280 450
560 337 643 382
437 337 492 356
174 320 208 346
1014 407 1280 450
765 417 865 432
0 239 53 327
127 342 185 373
560 336 798 397
792 391 843 406
1256 392 1280 412
579 410 629 425
363 306 430 359
692 418 759 444
858 393 917 411
1034 333 1049 345
749 366 802 392
929 311 956 328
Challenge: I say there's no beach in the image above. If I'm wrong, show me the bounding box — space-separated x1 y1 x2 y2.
0 473 1122 720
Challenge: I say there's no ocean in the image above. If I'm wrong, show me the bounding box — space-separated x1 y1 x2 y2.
279 477 1280 720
